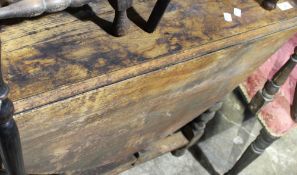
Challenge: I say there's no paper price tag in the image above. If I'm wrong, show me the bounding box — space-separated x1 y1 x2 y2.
234 8 241 17
277 2 293 11
224 12 232 22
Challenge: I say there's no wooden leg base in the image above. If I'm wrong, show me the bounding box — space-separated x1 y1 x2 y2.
172 102 223 157
224 128 278 175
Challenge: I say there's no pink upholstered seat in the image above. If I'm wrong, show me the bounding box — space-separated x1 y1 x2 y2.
241 34 297 136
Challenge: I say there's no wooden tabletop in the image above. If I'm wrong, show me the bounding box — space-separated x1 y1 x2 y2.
1 0 297 173
1 0 296 113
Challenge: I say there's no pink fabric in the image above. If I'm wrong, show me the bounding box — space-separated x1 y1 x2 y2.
242 34 297 136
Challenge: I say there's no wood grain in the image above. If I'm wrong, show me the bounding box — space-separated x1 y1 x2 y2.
0 0 296 113
0 0 296 173
67 132 188 175
14 28 297 173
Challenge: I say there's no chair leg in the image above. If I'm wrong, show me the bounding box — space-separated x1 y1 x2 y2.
0 100 26 175
261 0 279 10
224 128 278 175
172 102 223 157
249 48 297 114
108 0 133 37
146 0 171 33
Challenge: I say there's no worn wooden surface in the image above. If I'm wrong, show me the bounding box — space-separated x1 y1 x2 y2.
0 0 296 113
66 132 189 175
0 0 296 173
16 29 296 174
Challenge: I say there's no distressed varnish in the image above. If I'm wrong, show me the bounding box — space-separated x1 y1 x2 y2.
0 0 296 173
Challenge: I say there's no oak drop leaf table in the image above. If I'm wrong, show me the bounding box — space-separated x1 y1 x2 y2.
0 0 297 174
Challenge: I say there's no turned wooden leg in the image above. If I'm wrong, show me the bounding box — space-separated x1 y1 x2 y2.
225 128 278 175
249 47 297 114
261 0 279 10
0 99 25 175
146 0 171 33
108 0 133 36
291 84 297 122
172 102 223 157
0 43 25 175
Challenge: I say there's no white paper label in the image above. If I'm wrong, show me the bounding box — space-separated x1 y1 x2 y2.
224 12 232 22
234 8 242 17
277 2 293 11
